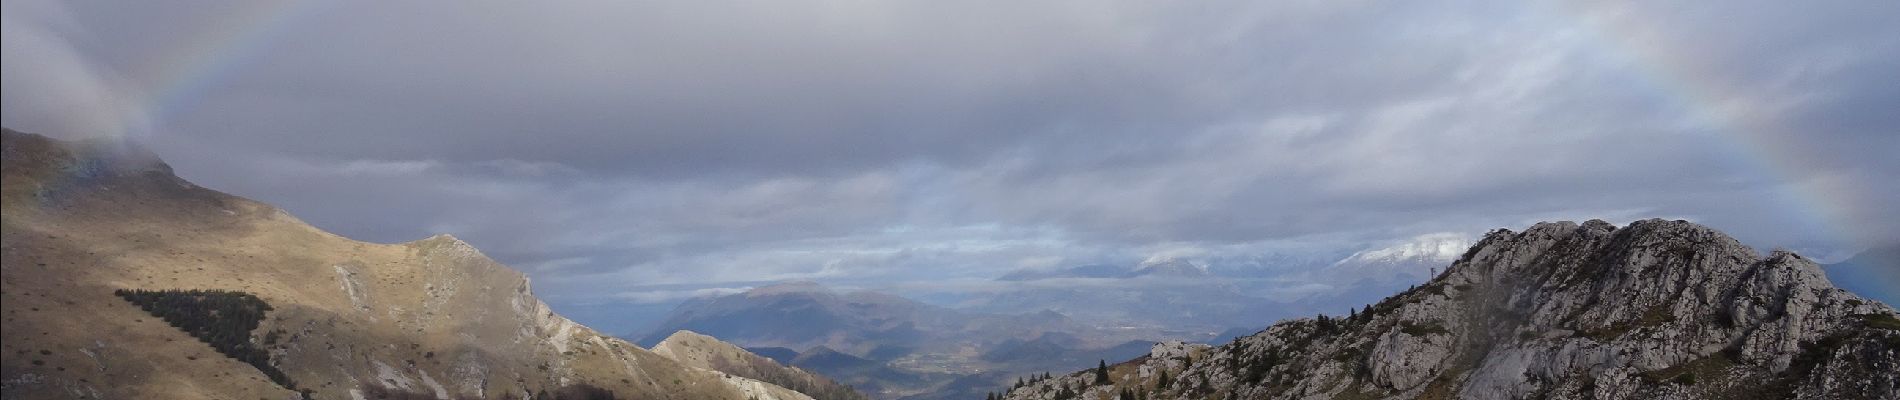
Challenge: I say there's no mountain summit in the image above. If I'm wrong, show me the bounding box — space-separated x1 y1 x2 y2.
1002 219 1900 400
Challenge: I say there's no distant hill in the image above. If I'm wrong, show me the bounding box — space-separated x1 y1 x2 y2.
789 345 945 398
1207 325 1264 345
638 282 1187 399
981 335 1154 370
960 279 1273 332
637 281 1070 355
1826 244 1900 307
748 346 803 364
976 258 1277 332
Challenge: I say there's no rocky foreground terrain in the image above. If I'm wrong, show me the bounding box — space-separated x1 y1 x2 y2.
1002 219 1900 400
0 128 824 399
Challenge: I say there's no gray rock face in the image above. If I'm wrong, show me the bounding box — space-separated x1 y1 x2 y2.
1001 219 1900 400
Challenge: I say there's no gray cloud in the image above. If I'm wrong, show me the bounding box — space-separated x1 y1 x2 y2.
5 0 1896 327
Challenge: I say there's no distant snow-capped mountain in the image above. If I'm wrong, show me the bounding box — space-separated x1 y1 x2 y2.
1271 232 1477 313
1322 232 1473 285
1334 232 1472 266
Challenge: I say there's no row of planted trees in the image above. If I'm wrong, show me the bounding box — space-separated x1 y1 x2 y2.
113 289 301 394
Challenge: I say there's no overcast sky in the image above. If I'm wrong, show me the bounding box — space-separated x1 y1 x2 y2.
5 0 1897 333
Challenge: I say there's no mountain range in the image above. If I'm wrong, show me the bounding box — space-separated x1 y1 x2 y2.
635 282 1158 399
9 126 1892 399
632 233 1489 399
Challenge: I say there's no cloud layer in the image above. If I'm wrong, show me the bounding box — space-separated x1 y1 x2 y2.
5 0 1896 330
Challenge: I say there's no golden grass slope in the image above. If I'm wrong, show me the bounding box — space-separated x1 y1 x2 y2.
0 129 805 399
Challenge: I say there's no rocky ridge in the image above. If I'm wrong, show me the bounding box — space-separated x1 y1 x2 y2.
1001 219 1900 400
650 330 868 400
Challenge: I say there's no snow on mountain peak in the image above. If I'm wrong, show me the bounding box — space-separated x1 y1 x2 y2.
1335 232 1473 265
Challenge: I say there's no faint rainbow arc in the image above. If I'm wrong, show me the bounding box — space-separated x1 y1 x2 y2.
1560 3 1864 250
136 0 322 127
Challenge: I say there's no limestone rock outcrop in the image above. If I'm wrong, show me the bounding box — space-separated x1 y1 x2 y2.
1003 219 1900 400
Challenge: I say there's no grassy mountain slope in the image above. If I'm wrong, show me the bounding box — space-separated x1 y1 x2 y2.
0 128 814 399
